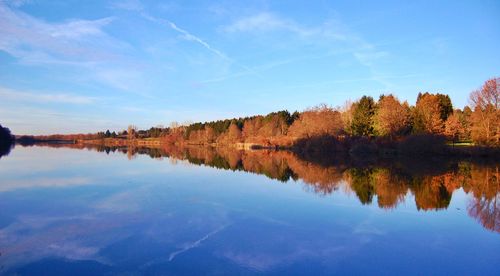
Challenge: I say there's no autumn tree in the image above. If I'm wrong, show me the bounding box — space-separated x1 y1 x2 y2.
228 122 242 141
458 106 472 141
205 126 216 143
349 96 376 136
217 122 242 144
242 116 264 139
288 104 344 138
412 93 445 134
469 77 499 146
444 112 463 143
340 100 354 135
127 125 137 140
373 94 411 137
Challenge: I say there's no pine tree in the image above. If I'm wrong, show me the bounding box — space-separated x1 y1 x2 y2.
350 96 376 136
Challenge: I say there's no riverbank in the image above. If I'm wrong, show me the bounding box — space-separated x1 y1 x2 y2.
16 134 500 160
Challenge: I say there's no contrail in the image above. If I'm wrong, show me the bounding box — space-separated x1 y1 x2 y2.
141 13 260 78
141 13 228 60
168 224 229 262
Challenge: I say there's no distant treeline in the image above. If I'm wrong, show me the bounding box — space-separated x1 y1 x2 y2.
176 77 498 148
17 77 500 151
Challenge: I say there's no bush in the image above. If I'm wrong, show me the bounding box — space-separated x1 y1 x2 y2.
398 134 448 156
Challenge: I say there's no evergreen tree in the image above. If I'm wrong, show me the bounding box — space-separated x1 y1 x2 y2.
350 96 376 136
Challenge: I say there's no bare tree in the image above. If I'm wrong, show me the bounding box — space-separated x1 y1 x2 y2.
469 77 500 145
127 125 137 140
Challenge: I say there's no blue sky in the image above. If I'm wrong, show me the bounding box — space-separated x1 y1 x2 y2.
0 0 499 135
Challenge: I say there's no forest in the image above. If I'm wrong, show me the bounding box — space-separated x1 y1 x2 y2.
12 77 500 156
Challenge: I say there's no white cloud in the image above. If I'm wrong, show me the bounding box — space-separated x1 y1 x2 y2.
95 68 144 92
49 17 114 39
219 12 398 89
223 12 292 33
0 2 147 92
0 3 116 62
0 177 91 192
222 12 345 39
0 86 96 104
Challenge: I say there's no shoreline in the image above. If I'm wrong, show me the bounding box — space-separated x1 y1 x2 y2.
14 135 500 160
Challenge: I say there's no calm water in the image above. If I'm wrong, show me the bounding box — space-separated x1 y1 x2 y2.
0 145 499 275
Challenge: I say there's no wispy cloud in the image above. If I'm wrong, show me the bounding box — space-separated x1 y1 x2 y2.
0 106 123 135
136 9 259 78
0 86 96 104
223 12 319 37
168 224 229 261
141 13 228 60
217 11 399 88
0 177 91 192
222 12 348 40
0 2 149 93
0 3 116 63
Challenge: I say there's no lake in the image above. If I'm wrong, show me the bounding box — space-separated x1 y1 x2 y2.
0 144 499 275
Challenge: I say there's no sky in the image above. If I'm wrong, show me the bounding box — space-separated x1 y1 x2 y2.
0 0 499 135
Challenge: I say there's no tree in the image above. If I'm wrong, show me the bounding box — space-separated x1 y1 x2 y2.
413 93 444 134
0 124 13 142
128 125 137 140
469 77 499 146
242 116 263 139
373 94 411 137
205 127 216 143
227 123 242 142
458 106 472 141
444 112 463 143
341 100 354 135
350 96 376 136
436 94 453 121
288 104 344 138
0 124 14 158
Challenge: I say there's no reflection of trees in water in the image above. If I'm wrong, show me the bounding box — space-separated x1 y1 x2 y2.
344 168 409 208
412 176 452 210
345 168 375 204
18 143 500 232
465 166 499 233
0 143 13 159
468 196 499 233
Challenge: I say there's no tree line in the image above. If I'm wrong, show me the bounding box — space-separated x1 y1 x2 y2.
18 77 499 149
165 77 498 147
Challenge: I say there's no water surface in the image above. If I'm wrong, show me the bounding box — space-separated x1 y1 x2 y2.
0 145 499 275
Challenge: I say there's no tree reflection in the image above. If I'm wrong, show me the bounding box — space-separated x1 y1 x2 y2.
16 143 500 233
0 142 13 159
465 165 499 233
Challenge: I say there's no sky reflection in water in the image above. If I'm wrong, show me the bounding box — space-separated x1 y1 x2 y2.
0 145 499 275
